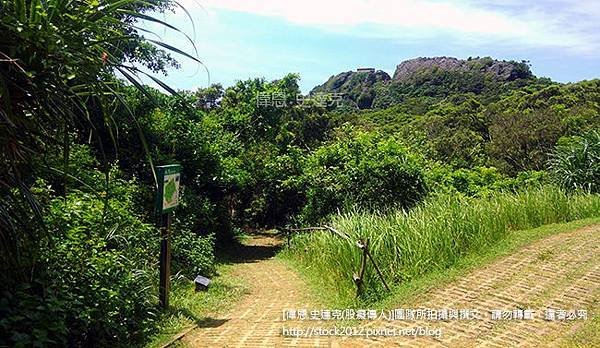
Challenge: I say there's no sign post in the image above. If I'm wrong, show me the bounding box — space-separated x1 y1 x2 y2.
155 164 181 309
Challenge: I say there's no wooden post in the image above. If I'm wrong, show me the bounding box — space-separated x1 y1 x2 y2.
155 164 180 310
365 243 390 292
354 238 368 298
159 213 172 308
286 228 291 249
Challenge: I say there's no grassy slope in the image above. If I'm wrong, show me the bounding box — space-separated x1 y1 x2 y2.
378 217 600 310
281 188 600 306
281 217 600 310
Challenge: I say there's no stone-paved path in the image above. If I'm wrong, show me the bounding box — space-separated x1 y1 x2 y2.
182 224 599 347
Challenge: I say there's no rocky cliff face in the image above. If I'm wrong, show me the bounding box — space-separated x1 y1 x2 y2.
311 69 391 94
310 69 391 109
393 57 531 82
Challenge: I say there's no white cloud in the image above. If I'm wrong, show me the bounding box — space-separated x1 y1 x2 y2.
177 0 597 54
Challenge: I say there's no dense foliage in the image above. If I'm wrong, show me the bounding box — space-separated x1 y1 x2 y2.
301 132 426 222
0 0 204 345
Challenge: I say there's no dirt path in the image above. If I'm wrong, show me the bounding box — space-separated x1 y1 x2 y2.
182 233 321 347
182 225 599 347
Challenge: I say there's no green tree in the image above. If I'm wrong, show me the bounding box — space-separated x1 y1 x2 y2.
0 0 191 284
302 131 427 222
418 95 488 168
486 109 564 174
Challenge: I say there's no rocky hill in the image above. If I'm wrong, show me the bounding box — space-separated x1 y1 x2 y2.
310 57 535 109
393 56 532 82
310 69 391 109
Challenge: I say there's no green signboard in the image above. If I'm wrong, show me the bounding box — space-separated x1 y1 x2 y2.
156 164 181 215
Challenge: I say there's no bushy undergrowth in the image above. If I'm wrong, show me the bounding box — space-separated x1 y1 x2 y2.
1 188 160 347
283 186 600 303
0 152 217 346
172 229 216 278
425 165 549 196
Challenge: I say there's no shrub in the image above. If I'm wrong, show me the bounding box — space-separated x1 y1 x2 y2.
426 165 506 196
426 164 549 196
550 130 600 193
1 186 160 347
46 192 159 346
0 282 68 347
301 132 427 223
172 230 216 278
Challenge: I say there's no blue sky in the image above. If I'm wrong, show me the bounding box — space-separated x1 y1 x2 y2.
138 0 600 93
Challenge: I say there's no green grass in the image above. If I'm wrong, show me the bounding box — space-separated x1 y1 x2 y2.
143 264 249 348
280 186 600 307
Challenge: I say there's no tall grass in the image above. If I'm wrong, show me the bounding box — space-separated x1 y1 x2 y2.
282 186 600 304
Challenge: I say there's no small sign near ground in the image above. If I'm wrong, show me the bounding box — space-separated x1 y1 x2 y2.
194 275 211 292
